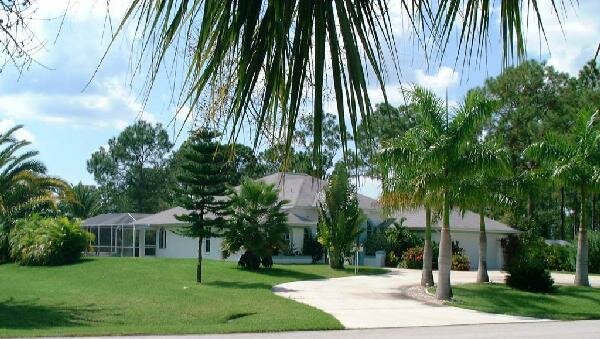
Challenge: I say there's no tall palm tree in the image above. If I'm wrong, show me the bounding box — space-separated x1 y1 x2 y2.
380 89 446 287
113 1 567 166
382 87 503 300
525 109 600 287
66 183 102 219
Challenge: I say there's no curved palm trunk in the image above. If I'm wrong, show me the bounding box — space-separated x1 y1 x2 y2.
421 207 434 287
436 192 452 300
575 187 589 286
197 237 203 283
476 213 489 283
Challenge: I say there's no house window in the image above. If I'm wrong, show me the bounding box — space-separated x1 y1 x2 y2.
159 228 167 249
205 238 211 253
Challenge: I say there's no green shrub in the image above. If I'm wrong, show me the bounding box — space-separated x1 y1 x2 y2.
589 231 600 274
364 227 388 255
505 238 554 293
400 246 423 269
302 229 324 263
9 216 93 266
451 253 470 271
545 244 575 272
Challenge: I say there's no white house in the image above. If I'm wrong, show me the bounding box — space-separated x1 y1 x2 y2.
83 172 384 264
396 208 518 269
82 172 517 269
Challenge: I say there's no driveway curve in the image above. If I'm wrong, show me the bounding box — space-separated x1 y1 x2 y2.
273 269 560 329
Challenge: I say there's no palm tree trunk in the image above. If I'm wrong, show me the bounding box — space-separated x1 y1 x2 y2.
560 187 565 240
436 191 452 300
421 207 434 287
476 212 489 283
329 249 344 269
575 187 589 286
197 237 203 283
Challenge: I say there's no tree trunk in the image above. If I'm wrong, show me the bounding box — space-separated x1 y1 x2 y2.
476 213 489 283
592 194 597 232
560 187 565 240
329 249 344 269
421 207 434 287
197 237 203 283
436 191 452 300
575 187 589 286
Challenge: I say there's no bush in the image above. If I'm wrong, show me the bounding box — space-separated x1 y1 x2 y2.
9 216 92 266
589 231 600 274
400 246 423 269
364 227 388 255
302 229 324 263
545 244 575 272
452 254 471 271
504 237 554 293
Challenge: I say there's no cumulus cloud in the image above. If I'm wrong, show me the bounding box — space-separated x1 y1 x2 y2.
525 2 600 74
415 66 460 95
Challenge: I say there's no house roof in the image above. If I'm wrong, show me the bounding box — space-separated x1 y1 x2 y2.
258 172 380 210
396 208 517 234
133 206 191 226
82 213 150 227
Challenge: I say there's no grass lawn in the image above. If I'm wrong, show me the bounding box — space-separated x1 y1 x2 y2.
0 257 386 337
450 283 600 320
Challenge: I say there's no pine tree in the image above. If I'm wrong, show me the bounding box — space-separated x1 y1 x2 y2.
176 129 231 283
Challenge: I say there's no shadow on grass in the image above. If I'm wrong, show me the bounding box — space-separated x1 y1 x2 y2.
206 280 273 290
453 284 600 320
0 298 113 329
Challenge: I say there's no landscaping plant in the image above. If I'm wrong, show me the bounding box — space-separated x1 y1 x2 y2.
504 237 554 292
302 229 324 263
222 180 288 269
9 215 93 265
318 163 364 269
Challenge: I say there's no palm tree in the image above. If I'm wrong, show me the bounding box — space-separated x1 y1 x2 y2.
222 179 288 269
318 162 365 269
380 89 447 287
65 183 102 219
382 87 503 300
113 1 566 166
0 125 70 219
0 125 71 261
525 110 600 287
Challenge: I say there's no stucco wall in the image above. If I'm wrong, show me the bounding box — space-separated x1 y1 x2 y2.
154 228 228 260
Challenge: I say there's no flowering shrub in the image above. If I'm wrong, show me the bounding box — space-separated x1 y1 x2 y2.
451 254 470 271
400 246 424 269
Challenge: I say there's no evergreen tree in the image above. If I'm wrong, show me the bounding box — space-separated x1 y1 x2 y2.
176 129 232 283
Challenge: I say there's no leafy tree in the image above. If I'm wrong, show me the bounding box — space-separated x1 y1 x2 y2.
222 179 288 269
525 109 600 287
382 87 505 300
0 125 71 262
61 183 102 219
116 0 563 169
357 103 418 177
482 60 579 235
87 120 174 213
317 162 364 269
258 113 341 178
175 129 232 283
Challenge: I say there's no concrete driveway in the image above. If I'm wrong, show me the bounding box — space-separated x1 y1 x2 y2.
272 269 599 329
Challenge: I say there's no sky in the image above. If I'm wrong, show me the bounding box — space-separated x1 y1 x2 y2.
0 1 598 199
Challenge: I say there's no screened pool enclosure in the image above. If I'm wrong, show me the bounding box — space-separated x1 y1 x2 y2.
82 213 157 257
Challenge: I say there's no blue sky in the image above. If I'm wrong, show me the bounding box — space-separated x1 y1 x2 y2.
0 1 598 198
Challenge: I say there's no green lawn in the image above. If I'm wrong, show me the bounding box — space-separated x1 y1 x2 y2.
450 283 600 320
0 257 386 337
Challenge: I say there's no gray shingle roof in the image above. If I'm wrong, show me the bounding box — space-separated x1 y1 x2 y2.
133 206 191 226
258 172 380 210
396 208 517 234
83 213 150 227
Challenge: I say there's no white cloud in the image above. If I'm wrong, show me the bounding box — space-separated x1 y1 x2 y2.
415 66 460 95
356 176 381 200
525 2 600 74
0 119 36 142
0 77 155 130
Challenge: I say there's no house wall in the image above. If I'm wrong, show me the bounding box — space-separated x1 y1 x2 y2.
155 228 230 261
427 231 506 270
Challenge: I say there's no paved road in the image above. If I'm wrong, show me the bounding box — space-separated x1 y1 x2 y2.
65 320 600 339
273 269 600 329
